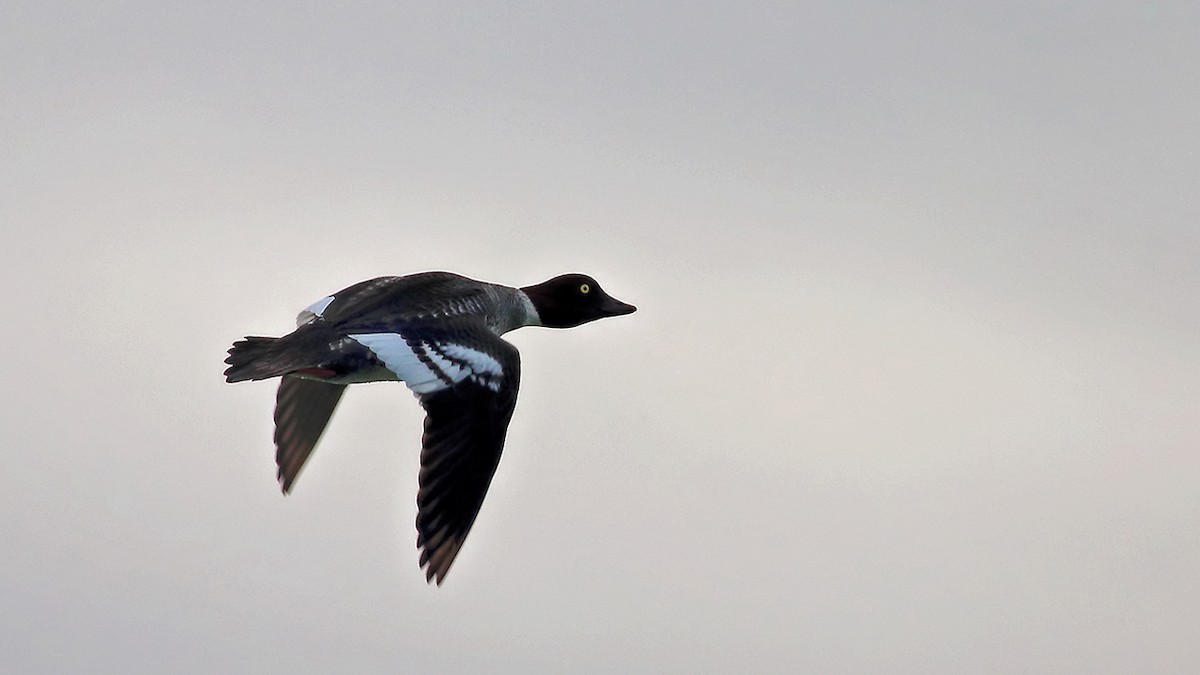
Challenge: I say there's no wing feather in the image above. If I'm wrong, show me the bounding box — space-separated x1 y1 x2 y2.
413 335 520 584
274 376 347 493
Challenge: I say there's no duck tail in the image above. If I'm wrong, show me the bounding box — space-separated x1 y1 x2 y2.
224 336 291 382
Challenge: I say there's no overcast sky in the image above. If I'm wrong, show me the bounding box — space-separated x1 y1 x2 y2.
3 2 1198 673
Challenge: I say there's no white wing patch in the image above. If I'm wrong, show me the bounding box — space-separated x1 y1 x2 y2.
438 344 503 380
348 333 504 394
296 295 336 326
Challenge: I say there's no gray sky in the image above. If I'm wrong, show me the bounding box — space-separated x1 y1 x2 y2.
3 2 1198 672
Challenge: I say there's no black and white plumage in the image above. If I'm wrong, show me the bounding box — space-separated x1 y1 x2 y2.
224 271 636 584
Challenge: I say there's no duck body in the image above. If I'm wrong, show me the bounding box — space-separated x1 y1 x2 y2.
224 271 635 584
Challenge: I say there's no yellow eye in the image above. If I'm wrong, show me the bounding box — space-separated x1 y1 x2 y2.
579 283 590 294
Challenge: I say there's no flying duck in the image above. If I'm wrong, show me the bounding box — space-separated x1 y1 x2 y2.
224 272 636 584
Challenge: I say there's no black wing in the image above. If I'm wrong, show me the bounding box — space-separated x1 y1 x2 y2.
414 335 521 585
274 376 348 493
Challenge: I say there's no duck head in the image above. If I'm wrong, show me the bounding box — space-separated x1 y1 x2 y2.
521 274 637 329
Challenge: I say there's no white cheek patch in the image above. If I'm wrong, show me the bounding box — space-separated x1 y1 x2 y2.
348 334 504 394
296 295 336 326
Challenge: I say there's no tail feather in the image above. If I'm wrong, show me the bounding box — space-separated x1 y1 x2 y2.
224 336 292 382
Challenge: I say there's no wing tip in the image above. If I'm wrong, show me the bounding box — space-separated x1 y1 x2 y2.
418 536 462 586
422 561 450 586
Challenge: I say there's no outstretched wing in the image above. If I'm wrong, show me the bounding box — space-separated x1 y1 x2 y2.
273 376 348 493
347 323 522 584
415 348 520 584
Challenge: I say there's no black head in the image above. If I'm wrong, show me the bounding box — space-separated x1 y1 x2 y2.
520 274 637 329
